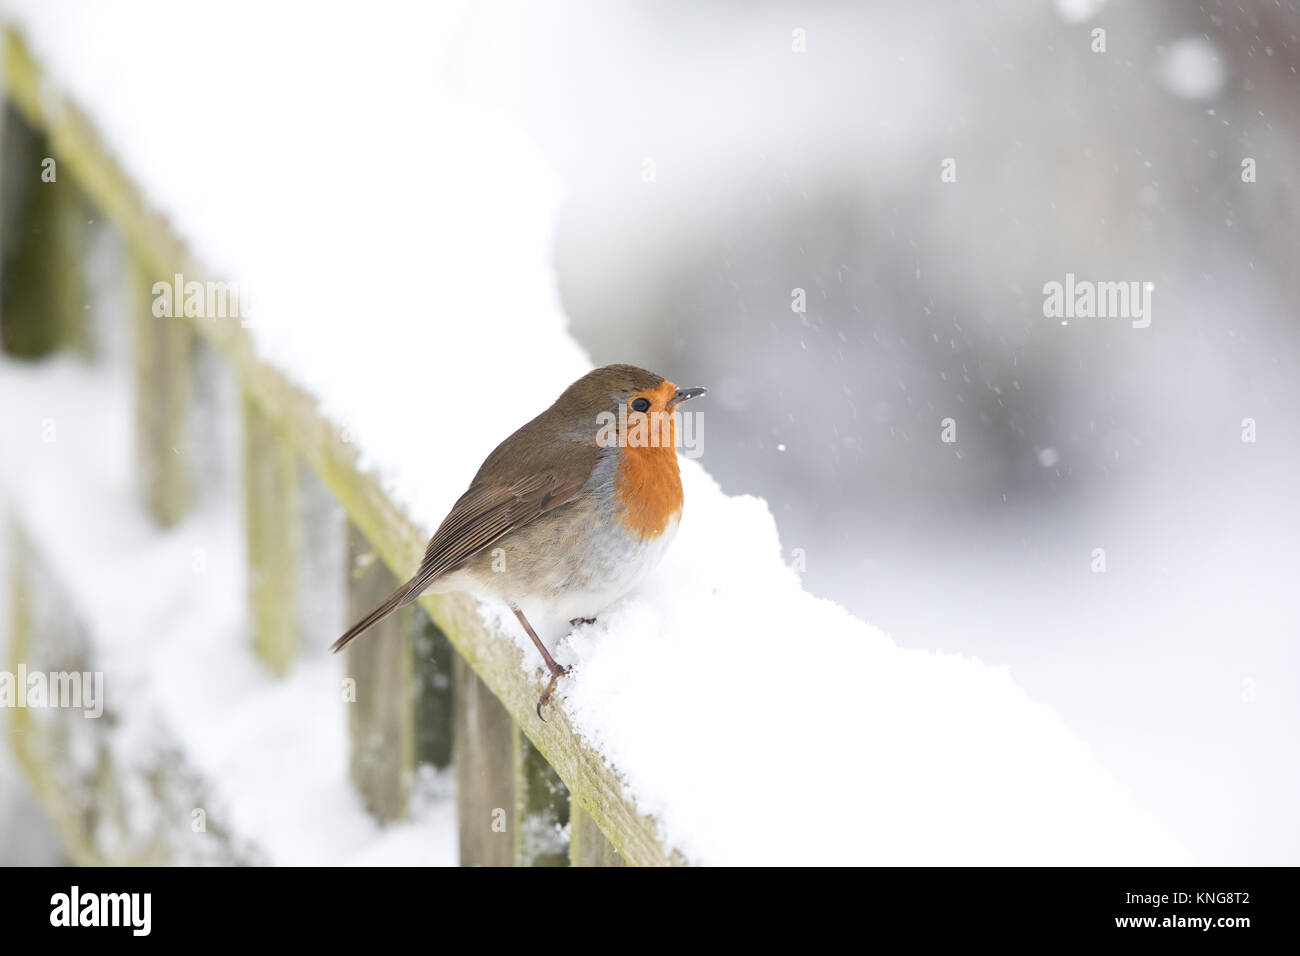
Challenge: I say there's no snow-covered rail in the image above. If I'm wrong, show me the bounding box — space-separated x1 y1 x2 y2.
0 24 658 865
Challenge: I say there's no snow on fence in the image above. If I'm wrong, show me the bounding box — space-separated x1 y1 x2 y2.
0 24 650 865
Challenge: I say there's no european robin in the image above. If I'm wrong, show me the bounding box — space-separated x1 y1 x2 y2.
331 364 706 717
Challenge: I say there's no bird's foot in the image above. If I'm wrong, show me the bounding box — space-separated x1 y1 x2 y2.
569 616 596 627
535 664 573 722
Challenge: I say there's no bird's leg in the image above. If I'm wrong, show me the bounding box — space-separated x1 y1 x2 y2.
569 617 596 627
512 605 570 720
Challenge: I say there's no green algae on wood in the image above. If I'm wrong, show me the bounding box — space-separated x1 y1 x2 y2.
132 256 193 526
0 101 87 357
243 389 298 674
570 802 626 867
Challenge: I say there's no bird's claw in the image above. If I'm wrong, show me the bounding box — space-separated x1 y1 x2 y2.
535 666 571 721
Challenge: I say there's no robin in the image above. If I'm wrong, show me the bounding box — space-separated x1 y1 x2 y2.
331 364 706 718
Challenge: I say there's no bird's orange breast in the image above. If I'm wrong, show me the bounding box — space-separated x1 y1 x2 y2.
614 381 684 539
616 443 683 539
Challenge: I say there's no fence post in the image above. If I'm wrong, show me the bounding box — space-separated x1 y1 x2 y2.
0 102 87 357
454 655 572 866
132 259 193 526
345 523 414 821
243 391 297 674
454 656 516 865
344 523 457 821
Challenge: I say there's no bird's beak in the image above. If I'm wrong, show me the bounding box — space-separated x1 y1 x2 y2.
668 386 707 410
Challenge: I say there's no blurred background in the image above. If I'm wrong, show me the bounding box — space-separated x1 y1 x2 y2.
2 0 1297 864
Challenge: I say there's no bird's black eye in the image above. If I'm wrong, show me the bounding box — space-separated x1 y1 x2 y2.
631 397 651 413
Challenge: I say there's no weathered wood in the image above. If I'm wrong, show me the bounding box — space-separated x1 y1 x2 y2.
345 521 456 821
132 257 193 526
243 389 297 674
454 654 516 866
571 803 626 867
455 661 570 866
3 23 678 865
0 100 86 356
345 522 414 821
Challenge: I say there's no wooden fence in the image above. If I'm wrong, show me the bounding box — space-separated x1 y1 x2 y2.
0 24 672 866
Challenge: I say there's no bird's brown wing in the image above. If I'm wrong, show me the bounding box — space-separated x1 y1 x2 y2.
331 401 605 655
329 471 586 653
396 471 586 607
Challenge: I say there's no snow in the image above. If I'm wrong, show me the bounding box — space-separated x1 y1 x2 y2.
1054 0 1105 25
0 1 1190 864
1 0 590 531
561 462 1188 864
1157 37 1226 102
0 358 456 865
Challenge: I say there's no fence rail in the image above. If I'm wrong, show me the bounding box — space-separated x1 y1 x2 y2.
1 24 664 865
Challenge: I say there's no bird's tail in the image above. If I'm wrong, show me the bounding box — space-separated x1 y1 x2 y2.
330 578 416 653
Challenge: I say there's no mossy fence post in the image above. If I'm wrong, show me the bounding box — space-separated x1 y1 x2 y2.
0 102 86 357
132 261 193 526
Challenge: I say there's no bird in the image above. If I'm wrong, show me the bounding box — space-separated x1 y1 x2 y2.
331 364 706 718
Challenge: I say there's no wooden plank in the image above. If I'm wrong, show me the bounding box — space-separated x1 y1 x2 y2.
2 23 677 866
570 803 626 867
132 257 193 526
454 654 516 866
455 658 572 866
344 520 455 822
345 522 414 821
0 100 86 356
243 389 297 674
